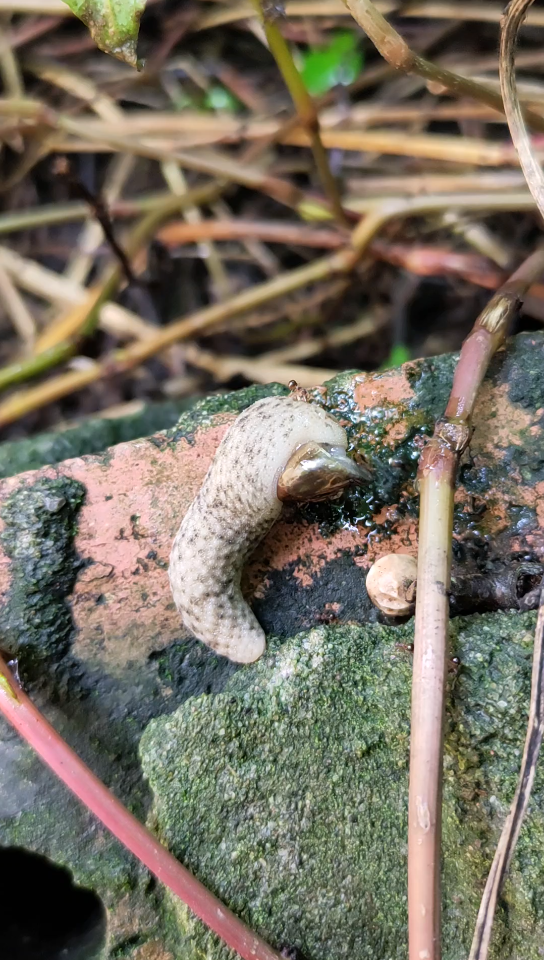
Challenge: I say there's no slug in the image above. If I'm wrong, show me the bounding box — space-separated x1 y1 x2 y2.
169 395 370 663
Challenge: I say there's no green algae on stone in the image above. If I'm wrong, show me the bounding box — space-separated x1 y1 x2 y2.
405 332 544 421
168 382 289 446
140 612 544 960
406 351 457 420
498 334 544 486
500 331 544 412
0 476 85 675
302 372 430 537
0 398 194 480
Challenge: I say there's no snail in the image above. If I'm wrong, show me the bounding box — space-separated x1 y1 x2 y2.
365 553 417 617
169 392 371 663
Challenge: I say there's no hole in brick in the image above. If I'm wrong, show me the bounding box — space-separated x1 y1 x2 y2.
0 846 106 960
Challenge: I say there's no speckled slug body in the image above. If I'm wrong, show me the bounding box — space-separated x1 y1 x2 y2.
169 395 349 663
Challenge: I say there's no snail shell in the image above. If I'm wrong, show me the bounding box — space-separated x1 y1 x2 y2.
169 395 370 663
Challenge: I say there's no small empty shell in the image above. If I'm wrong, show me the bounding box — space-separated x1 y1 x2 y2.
365 553 417 617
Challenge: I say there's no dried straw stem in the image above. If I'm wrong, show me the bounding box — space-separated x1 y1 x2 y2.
0 191 540 426
0 194 190 393
499 0 544 220
341 0 544 133
0 98 332 222
468 585 544 960
196 0 544 31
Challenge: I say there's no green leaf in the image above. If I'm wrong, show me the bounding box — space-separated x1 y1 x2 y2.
382 344 411 370
204 85 241 113
299 31 363 98
62 0 146 68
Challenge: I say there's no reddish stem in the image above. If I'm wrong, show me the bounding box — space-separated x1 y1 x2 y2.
0 655 283 960
409 246 544 960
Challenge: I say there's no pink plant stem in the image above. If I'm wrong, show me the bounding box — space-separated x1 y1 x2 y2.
409 246 544 960
0 654 283 960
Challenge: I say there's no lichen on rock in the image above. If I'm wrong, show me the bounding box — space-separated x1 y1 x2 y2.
0 475 85 675
140 612 544 960
0 398 194 480
168 381 289 446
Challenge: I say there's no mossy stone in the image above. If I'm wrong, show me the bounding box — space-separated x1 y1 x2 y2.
141 612 544 960
0 476 85 676
167 381 289 445
0 399 195 480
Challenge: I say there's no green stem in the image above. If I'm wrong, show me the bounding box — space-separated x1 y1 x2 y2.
250 0 347 225
0 182 228 236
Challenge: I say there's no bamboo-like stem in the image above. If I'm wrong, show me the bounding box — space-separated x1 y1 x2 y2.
409 247 544 960
0 654 283 960
341 0 544 134
250 0 347 225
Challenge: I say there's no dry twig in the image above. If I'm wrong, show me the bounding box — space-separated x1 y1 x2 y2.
0 188 541 426
341 0 544 133
463 5 544 957
499 0 544 221
469 585 544 960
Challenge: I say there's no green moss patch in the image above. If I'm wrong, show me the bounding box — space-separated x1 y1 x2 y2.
141 612 544 960
168 382 289 446
0 476 85 676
